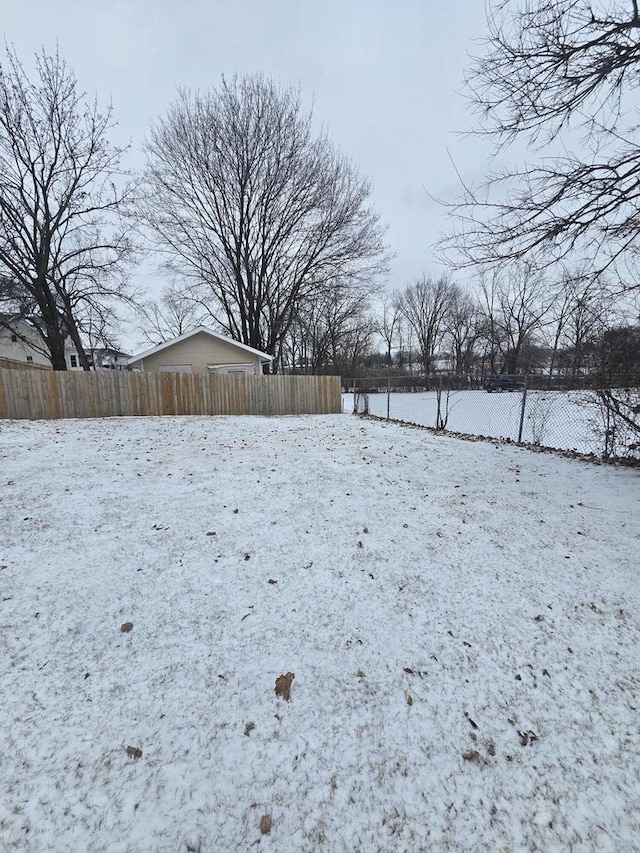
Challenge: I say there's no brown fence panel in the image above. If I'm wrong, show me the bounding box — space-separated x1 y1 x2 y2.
0 369 342 420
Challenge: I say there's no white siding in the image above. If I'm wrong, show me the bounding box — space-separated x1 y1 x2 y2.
0 324 50 367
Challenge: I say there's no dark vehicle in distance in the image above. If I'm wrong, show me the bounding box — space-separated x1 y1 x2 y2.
483 375 524 392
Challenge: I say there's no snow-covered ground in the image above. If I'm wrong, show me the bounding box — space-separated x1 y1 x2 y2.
354 389 605 455
1 414 639 852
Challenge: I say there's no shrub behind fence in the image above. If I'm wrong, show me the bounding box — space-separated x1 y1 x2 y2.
0 370 342 419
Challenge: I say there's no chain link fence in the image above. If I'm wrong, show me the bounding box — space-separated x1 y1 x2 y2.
345 375 640 460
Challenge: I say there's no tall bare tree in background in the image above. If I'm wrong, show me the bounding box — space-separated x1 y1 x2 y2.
376 294 402 367
283 279 374 374
441 0 640 285
142 75 387 371
445 288 481 381
136 279 208 346
397 275 458 385
479 263 552 374
545 268 613 377
0 47 136 369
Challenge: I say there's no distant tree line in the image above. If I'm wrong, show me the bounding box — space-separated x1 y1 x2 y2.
325 266 639 385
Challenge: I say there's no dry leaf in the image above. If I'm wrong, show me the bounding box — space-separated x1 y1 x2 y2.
462 749 481 761
275 672 295 701
260 814 272 834
519 730 538 747
126 745 142 759
464 711 479 729
120 622 133 633
406 695 413 706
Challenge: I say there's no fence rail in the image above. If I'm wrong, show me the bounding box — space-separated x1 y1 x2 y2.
0 370 342 420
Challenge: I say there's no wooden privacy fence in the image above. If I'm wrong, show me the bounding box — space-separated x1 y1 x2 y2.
0 370 342 420
0 357 52 372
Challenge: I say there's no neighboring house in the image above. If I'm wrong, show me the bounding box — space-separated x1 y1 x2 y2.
91 347 131 371
0 317 82 370
127 327 274 375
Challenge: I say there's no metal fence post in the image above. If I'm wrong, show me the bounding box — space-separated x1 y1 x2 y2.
353 378 357 414
517 373 529 443
386 377 390 420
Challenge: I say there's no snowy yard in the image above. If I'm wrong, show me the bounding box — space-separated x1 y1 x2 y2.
1 414 639 852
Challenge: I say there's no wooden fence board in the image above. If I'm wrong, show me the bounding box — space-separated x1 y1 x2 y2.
0 369 342 420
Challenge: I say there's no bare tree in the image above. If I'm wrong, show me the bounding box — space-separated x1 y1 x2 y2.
498 264 551 374
142 75 387 371
397 275 457 385
440 1 640 285
0 47 136 369
477 264 551 374
545 268 612 376
444 289 482 381
283 279 374 374
376 294 403 368
136 279 208 346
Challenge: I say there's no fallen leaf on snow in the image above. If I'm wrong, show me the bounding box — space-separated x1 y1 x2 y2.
275 672 295 701
120 622 134 633
519 730 538 747
464 711 478 729
462 750 481 761
260 814 272 834
125 745 142 759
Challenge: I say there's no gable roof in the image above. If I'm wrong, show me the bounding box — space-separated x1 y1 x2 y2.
127 326 274 365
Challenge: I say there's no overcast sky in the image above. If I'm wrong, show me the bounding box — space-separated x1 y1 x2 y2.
4 0 493 345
